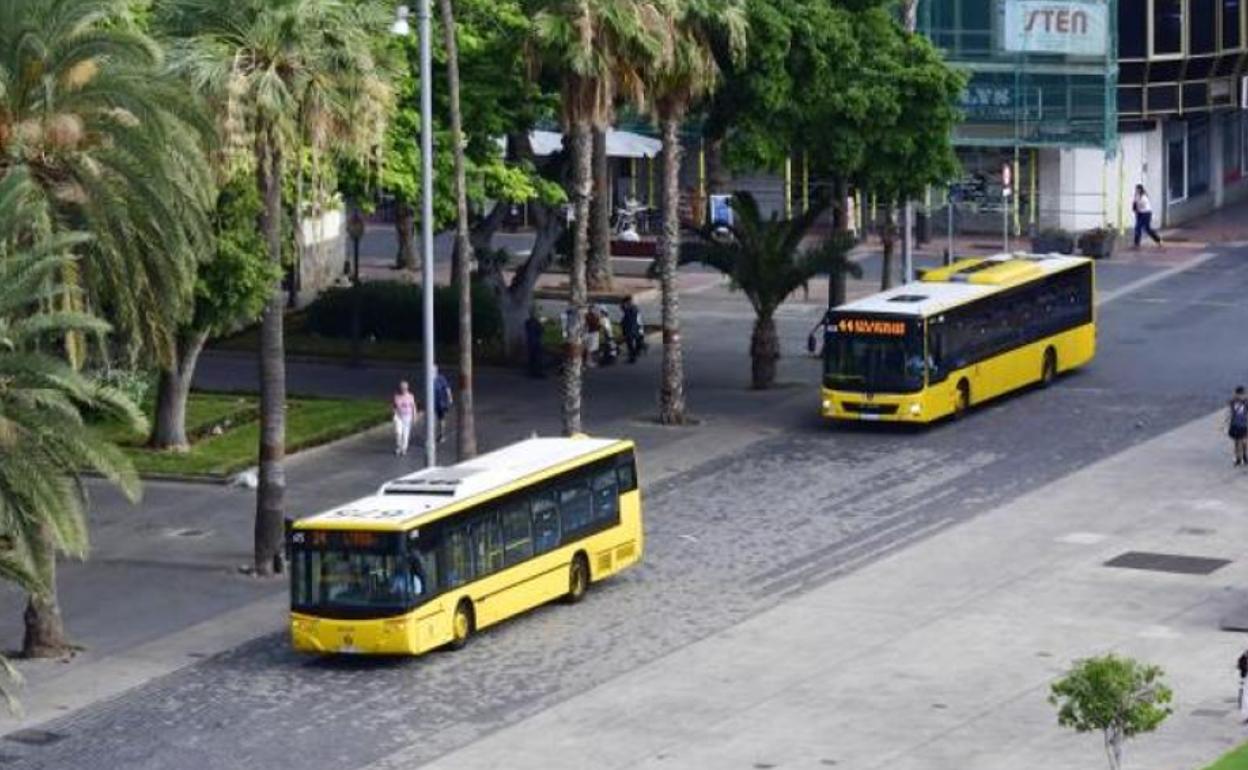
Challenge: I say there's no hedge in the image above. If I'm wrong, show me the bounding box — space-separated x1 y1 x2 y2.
305 281 502 343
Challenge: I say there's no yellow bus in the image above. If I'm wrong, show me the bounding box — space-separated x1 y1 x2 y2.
820 254 1095 423
288 436 642 655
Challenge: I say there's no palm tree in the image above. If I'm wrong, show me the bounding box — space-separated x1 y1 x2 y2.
648 0 746 423
532 0 672 435
0 169 145 659
438 0 478 460
0 0 214 365
688 192 859 389
160 0 393 575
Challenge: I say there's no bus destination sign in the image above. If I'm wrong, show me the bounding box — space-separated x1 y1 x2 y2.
836 318 907 336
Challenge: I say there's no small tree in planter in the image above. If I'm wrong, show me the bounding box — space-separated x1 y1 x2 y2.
1078 225 1118 259
1031 227 1075 255
1049 654 1172 770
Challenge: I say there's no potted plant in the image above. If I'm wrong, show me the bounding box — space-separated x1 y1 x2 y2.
1077 225 1117 259
1031 227 1075 255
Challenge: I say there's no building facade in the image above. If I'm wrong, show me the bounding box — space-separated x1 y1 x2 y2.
921 0 1248 235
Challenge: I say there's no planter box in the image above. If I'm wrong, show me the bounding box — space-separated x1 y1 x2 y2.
1077 231 1117 260
1031 232 1075 255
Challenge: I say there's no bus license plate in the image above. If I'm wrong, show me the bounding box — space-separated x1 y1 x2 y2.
858 413 880 421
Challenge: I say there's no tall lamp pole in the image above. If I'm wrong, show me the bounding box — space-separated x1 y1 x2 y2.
393 3 437 467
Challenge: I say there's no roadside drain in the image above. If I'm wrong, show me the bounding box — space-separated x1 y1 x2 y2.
5 729 64 746
1103 551 1230 576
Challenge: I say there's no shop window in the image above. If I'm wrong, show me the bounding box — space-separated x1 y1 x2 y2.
1154 0 1185 55
1193 0 1218 54
1225 0 1244 49
1168 131 1187 202
1188 118 1211 196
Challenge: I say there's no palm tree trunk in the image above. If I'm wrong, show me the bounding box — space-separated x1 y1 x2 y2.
562 121 591 435
395 203 417 270
588 126 613 292
149 329 211 451
750 311 780 390
255 128 287 577
22 526 69 658
706 136 730 195
439 0 477 460
658 115 687 424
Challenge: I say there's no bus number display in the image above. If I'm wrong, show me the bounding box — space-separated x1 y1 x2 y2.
836 318 907 336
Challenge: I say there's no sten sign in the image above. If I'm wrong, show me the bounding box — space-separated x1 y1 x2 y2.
1002 0 1108 57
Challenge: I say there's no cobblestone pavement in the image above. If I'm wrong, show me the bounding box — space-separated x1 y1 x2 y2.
4 249 1245 769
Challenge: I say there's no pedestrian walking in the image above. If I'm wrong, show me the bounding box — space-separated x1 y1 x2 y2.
392 380 418 456
433 366 453 443
620 296 643 363
1237 648 1248 722
524 309 545 378
595 303 617 366
1131 184 1162 248
584 305 601 368
1229 386 1248 466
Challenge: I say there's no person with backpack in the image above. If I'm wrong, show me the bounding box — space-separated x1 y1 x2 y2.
1131 184 1162 248
433 366 453 444
1229 386 1248 466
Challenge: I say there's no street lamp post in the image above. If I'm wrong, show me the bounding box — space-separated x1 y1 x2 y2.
347 208 365 367
393 3 437 467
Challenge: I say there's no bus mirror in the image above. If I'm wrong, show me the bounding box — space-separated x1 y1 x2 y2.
806 333 817 354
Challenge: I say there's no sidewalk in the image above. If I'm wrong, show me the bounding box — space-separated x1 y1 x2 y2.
408 410 1248 770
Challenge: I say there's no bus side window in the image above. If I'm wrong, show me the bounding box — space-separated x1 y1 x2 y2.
592 469 619 524
502 505 533 566
532 494 560 554
439 526 472 589
616 453 638 492
470 513 504 577
558 482 592 536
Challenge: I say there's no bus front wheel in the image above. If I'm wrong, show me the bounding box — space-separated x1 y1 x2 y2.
449 600 474 650
954 381 970 419
566 554 589 604
1040 348 1057 388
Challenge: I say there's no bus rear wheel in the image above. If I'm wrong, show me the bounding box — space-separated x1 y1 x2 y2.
1040 348 1057 388
449 600 474 650
954 380 970 419
566 554 589 604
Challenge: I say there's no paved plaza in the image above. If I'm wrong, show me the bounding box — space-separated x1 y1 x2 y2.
0 208 1245 769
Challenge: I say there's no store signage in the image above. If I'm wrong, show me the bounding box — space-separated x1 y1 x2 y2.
1002 0 1108 57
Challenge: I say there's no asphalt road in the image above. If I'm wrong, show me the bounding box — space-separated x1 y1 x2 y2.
4 248 1247 769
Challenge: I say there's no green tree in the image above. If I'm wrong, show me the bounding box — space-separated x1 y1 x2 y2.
0 0 213 367
649 0 747 424
160 0 393 575
1050 654 1174 770
532 0 672 435
0 169 145 659
851 7 964 289
149 175 279 451
687 192 857 389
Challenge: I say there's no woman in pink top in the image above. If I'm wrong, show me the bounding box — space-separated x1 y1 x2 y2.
392 380 419 456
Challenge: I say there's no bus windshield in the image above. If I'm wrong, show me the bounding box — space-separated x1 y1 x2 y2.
823 313 925 393
291 531 422 618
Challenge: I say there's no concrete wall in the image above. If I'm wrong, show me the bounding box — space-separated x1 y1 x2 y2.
295 208 346 309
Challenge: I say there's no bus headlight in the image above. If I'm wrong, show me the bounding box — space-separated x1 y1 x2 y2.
908 403 922 416
822 399 832 412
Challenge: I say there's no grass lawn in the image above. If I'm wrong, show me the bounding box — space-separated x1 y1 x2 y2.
212 312 479 364
1205 743 1248 770
100 392 389 479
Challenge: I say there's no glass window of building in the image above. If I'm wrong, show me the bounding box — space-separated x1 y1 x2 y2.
1168 132 1187 202
1225 0 1243 49
1188 118 1211 196
1121 0 1148 57
1192 0 1217 54
1154 0 1185 55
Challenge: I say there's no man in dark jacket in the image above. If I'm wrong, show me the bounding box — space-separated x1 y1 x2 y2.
620 296 643 364
524 310 545 378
